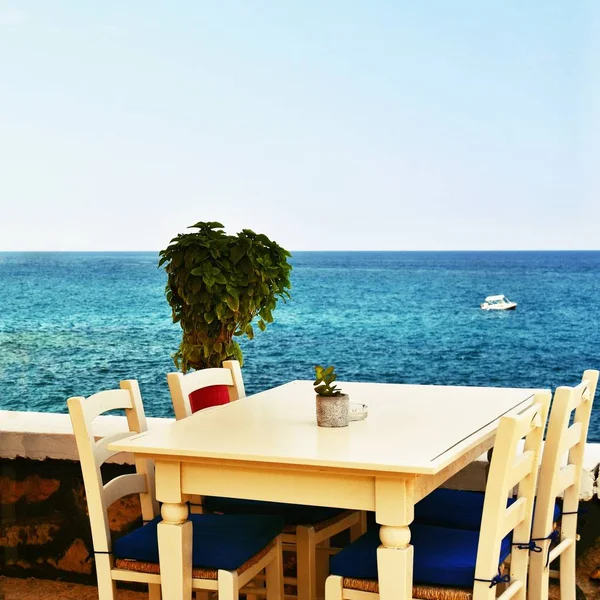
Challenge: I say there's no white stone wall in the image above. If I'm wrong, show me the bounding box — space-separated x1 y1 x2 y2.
1 410 599 500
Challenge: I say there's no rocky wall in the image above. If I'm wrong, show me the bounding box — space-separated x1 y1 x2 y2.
0 457 140 584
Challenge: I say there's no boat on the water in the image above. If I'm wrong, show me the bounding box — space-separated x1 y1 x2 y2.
480 295 517 311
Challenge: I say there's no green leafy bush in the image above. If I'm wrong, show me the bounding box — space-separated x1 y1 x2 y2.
159 221 292 372
314 365 343 396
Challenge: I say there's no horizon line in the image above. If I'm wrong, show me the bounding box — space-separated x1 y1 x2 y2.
1 249 600 253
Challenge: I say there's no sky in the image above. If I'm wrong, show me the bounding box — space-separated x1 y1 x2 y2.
0 1 598 251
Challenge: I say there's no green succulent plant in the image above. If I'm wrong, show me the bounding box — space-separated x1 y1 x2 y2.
314 365 343 396
159 221 292 373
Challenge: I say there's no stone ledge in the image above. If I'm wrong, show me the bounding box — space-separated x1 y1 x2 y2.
0 411 172 464
1 410 599 499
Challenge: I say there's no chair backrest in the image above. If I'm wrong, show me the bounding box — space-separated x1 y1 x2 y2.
167 359 245 420
531 370 599 553
474 390 551 600
67 380 159 554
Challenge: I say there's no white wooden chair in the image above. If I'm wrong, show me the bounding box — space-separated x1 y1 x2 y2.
326 390 551 600
168 360 246 420
529 370 599 600
168 363 367 600
68 379 284 600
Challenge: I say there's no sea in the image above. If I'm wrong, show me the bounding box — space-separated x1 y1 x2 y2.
0 251 599 440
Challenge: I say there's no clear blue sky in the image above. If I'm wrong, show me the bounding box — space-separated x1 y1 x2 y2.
1 1 598 251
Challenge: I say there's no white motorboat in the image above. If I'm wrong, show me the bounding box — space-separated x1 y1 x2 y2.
480 295 517 311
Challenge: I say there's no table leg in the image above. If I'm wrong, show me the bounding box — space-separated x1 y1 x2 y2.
377 526 413 600
375 478 415 600
158 502 193 600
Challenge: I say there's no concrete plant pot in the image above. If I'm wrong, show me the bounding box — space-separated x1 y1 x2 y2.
316 393 350 427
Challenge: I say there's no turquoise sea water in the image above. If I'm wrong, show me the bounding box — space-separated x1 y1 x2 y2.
0 251 598 440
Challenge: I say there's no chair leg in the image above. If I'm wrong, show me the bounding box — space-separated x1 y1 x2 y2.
349 511 367 541
266 537 285 600
149 583 162 600
189 494 204 515
560 538 577 600
218 570 239 600
324 575 343 600
527 548 549 600
296 526 317 600
96 555 116 600
316 540 330 599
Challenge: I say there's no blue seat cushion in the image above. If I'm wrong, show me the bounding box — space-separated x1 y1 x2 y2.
330 523 512 589
113 514 284 571
204 496 345 526
415 489 562 530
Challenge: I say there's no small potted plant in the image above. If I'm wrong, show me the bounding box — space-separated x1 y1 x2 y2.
314 365 350 427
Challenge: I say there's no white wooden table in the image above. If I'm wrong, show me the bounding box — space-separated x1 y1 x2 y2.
109 380 544 600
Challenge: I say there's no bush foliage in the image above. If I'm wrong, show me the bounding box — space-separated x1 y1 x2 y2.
159 222 292 372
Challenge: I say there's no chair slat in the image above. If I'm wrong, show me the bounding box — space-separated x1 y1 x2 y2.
512 402 543 438
505 451 534 493
559 422 583 455
566 381 590 412
104 473 147 509
548 538 574 565
500 496 527 539
497 579 523 600
95 431 137 465
552 463 576 497
82 389 133 424
181 368 234 395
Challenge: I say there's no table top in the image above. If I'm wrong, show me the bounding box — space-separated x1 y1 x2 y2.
109 380 544 475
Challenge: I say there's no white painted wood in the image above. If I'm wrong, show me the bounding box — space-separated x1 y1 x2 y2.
342 590 370 600
16 409 600 495
103 472 147 510
69 380 284 600
296 526 317 600
377 543 412 600
314 512 363 546
112 569 162 584
167 360 245 420
266 537 284 600
113 380 541 474
375 478 414 525
67 380 159 599
108 380 549 600
217 570 239 600
325 576 343 600
158 517 193 600
121 380 160 520
181 462 377 510
529 370 599 600
167 362 245 514
169 371 362 600
223 360 246 401
95 431 138 465
474 393 550 600
350 511 368 542
325 391 550 600
81 389 133 423
96 552 117 600
68 381 156 555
